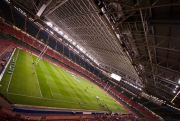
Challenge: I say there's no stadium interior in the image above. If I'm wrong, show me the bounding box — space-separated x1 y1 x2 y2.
0 0 180 121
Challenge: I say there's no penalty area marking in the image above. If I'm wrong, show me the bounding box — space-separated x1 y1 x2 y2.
30 54 42 98
6 49 20 93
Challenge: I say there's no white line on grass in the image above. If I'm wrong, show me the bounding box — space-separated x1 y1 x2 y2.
45 79 53 98
6 48 20 93
7 92 41 98
51 92 62 96
49 89 53 97
7 92 78 104
78 98 83 104
39 63 65 100
30 54 42 98
46 81 58 85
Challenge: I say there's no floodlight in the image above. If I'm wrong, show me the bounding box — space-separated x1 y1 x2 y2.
79 48 83 51
53 27 58 31
111 73 121 81
49 31 54 34
64 35 68 39
58 31 63 35
72 41 76 45
46 22 53 27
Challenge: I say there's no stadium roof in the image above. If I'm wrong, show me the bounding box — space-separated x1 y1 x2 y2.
9 0 180 108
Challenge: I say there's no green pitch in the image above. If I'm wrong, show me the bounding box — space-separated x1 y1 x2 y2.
0 48 128 113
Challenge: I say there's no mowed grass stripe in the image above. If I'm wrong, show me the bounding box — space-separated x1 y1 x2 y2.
52 66 87 94
32 56 53 99
43 62 68 91
57 70 97 102
8 50 41 97
42 60 79 103
43 62 99 105
38 60 70 101
30 54 42 98
63 71 116 106
53 66 84 92
52 66 89 103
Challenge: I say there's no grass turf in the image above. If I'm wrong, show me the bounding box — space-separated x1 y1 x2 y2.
0 48 128 113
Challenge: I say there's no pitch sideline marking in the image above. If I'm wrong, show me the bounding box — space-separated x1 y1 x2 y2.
30 54 42 98
47 84 53 98
51 92 62 96
8 92 120 111
6 48 20 93
7 92 79 104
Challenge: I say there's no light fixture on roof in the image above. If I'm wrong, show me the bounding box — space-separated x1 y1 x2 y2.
69 45 73 49
49 31 54 34
111 73 121 81
173 90 176 93
53 27 58 31
64 35 68 39
72 41 76 45
46 22 53 28
58 31 63 35
79 48 83 51
178 79 180 84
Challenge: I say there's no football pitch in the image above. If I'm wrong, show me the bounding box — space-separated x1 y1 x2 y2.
0 48 128 113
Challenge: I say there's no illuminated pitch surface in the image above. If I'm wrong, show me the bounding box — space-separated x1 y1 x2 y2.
0 49 128 113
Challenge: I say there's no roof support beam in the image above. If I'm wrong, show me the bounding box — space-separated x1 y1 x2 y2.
148 19 180 27
134 59 180 76
126 42 180 54
35 4 48 19
103 0 134 8
45 0 68 16
105 2 180 14
141 70 177 86
90 0 143 87
171 90 180 103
